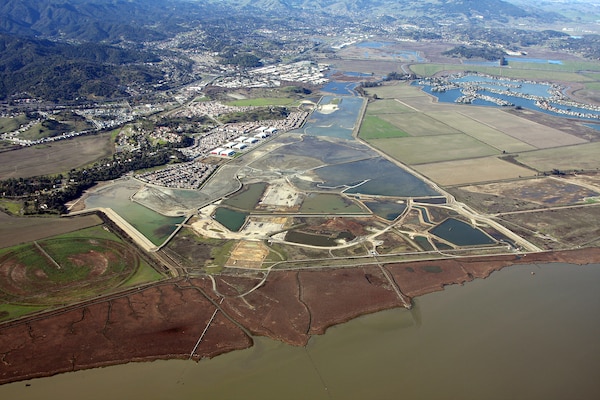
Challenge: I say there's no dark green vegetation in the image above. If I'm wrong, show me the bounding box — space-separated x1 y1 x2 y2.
0 33 164 101
0 0 204 42
442 45 508 61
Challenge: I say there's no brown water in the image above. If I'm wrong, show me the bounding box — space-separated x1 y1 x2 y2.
2 262 599 399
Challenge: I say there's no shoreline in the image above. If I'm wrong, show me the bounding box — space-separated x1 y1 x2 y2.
1 247 599 386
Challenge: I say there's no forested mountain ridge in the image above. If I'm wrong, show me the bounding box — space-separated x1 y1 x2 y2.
0 0 565 43
0 33 164 101
0 0 219 43
225 0 563 24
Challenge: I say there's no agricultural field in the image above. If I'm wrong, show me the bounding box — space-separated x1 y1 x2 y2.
413 157 537 186
423 111 537 153
365 84 431 101
374 112 462 136
456 107 587 149
358 115 409 139
367 133 500 165
0 133 114 179
366 99 415 114
0 213 103 249
512 142 600 172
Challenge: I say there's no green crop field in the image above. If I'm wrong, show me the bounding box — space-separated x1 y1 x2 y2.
377 112 462 136
365 84 429 100
359 115 409 139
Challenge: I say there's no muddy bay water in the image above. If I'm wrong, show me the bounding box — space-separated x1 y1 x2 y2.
2 262 599 399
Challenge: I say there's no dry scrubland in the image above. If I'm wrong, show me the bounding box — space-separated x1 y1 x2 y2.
0 134 113 179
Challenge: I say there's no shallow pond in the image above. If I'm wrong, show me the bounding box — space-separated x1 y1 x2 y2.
85 182 184 246
294 96 365 140
363 199 407 221
315 157 439 198
429 218 496 247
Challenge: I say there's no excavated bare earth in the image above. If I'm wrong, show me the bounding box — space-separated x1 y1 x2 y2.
1 248 600 385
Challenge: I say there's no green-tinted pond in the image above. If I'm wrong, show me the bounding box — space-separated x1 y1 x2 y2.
222 182 267 210
213 207 248 232
85 182 184 246
299 193 364 214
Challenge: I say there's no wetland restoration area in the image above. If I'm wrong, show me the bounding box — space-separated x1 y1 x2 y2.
2 43 600 399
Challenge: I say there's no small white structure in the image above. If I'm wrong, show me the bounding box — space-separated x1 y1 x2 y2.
244 137 259 144
210 147 224 155
219 149 236 157
233 143 248 150
235 136 249 142
224 141 237 148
